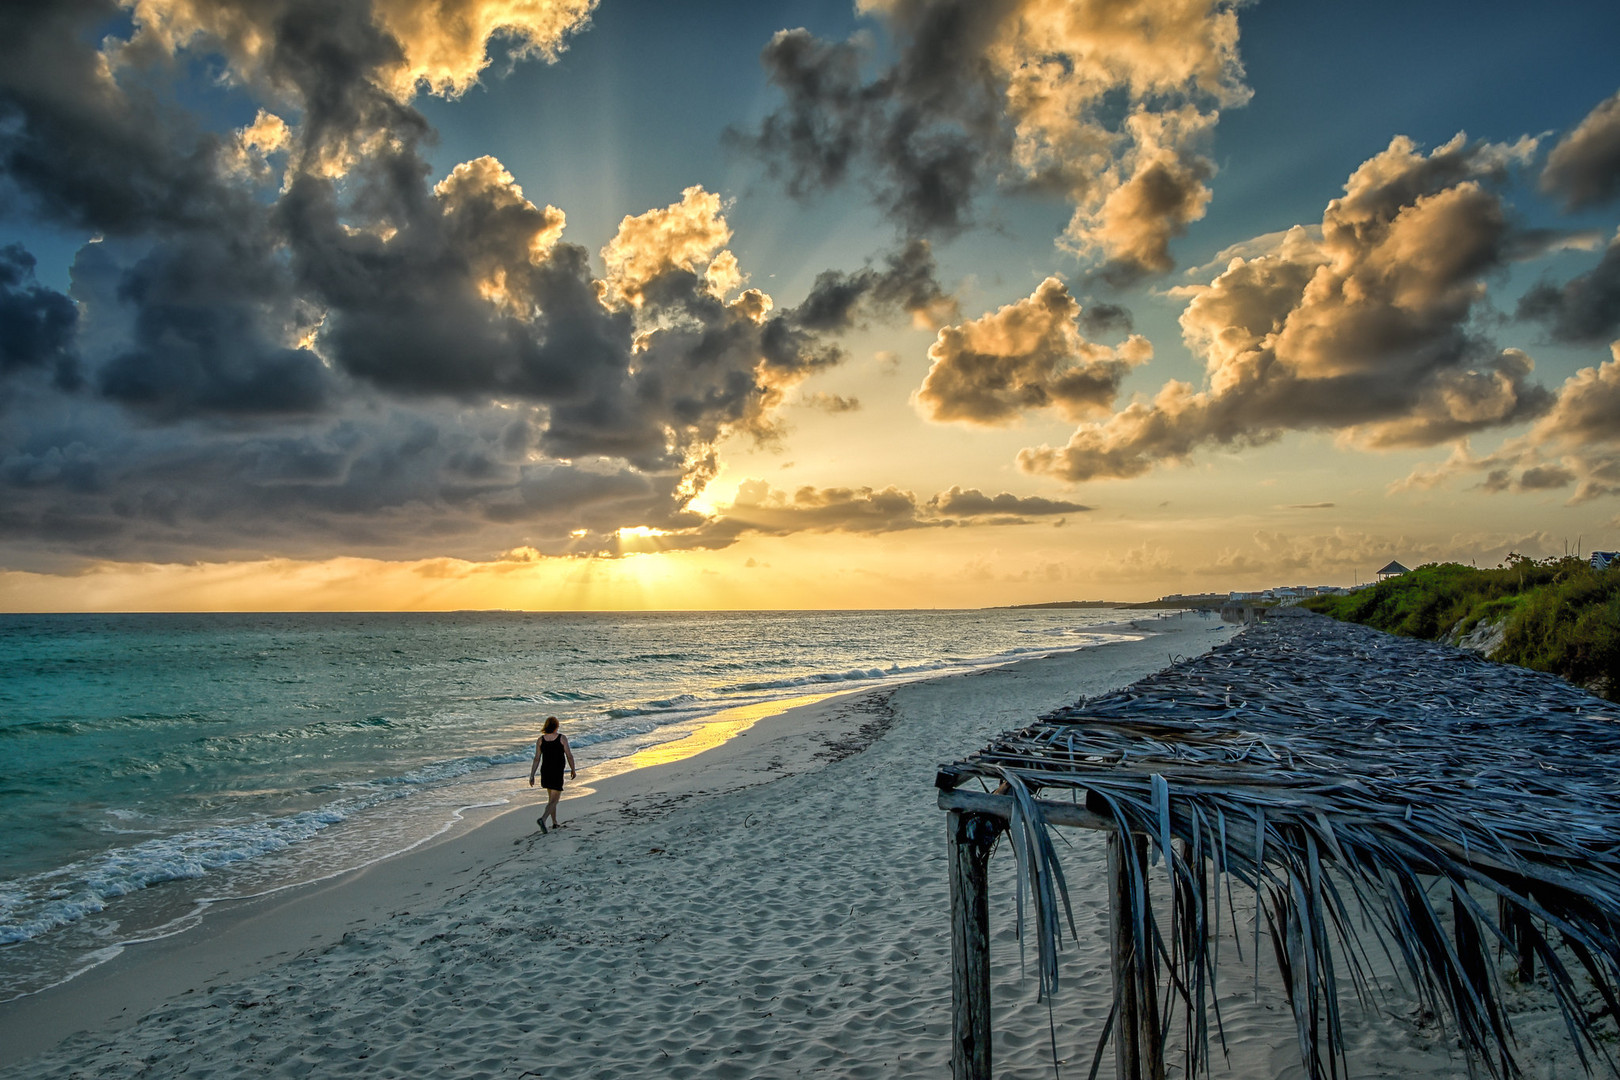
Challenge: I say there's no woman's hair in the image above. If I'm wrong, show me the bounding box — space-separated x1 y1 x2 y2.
542 716 560 733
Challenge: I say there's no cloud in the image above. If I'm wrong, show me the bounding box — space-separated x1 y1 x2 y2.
1015 135 1552 482
734 0 1248 273
801 392 861 413
276 161 849 469
0 0 266 235
599 186 736 309
667 479 1088 546
1080 104 1218 278
0 4 967 566
734 23 997 238
1517 230 1620 342
2 0 592 237
793 239 959 332
1541 90 1620 211
84 232 334 418
1530 342 1620 447
371 0 597 97
0 245 80 390
928 486 1088 517
0 386 724 566
118 0 596 102
1396 341 1620 502
915 277 1149 426
1079 302 1133 336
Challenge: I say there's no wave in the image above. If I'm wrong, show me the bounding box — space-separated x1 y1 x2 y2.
481 689 601 704
0 712 212 738
0 748 531 946
0 720 84 739
0 802 365 945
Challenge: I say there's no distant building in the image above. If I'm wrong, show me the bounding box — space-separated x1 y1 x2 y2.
1593 551 1620 571
1376 561 1410 580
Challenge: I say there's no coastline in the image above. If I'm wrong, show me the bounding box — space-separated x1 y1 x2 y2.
0 613 1233 1076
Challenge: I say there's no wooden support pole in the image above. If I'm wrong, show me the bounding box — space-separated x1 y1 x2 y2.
949 810 995 1080
1513 900 1535 984
1109 832 1165 1080
1496 891 1536 984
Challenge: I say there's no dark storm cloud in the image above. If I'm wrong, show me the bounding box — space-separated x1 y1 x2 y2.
791 239 956 331
0 396 696 563
0 0 254 235
276 167 618 403
0 0 964 563
1079 303 1133 336
732 1 1248 274
91 233 334 417
0 0 1226 569
733 19 1004 238
0 245 79 390
1541 90 1620 212
1517 234 1620 343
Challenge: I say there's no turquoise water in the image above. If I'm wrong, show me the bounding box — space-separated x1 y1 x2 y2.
0 608 1145 998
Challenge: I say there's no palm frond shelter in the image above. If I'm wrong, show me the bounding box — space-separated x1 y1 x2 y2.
936 612 1620 1079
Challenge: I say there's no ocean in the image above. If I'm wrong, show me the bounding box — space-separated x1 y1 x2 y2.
0 607 1150 999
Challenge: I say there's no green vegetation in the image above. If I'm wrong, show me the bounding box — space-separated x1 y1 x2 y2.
1303 556 1620 700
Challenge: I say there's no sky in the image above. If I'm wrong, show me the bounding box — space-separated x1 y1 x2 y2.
1 0 1619 611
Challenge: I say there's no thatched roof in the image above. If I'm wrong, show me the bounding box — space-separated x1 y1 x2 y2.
937 612 1620 1078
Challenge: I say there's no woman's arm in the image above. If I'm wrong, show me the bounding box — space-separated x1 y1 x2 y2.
528 739 542 787
562 735 577 777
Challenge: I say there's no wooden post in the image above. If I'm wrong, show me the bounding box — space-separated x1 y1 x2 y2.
949 810 995 1080
1497 891 1535 983
1515 904 1535 984
1109 833 1164 1080
1512 897 1535 984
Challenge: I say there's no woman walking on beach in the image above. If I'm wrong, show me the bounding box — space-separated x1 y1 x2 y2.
529 716 576 834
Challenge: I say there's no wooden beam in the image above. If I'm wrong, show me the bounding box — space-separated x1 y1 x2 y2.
939 787 1114 832
948 810 996 1080
938 787 1521 877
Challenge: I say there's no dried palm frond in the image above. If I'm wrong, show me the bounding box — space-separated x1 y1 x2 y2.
940 613 1620 1078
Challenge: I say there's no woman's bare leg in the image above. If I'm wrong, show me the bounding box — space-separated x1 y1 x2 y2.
543 788 562 827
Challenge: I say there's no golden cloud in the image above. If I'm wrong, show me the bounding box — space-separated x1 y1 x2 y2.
373 0 597 98
432 156 567 312
1018 134 1551 483
119 0 595 100
225 109 291 180
914 276 1149 426
991 0 1247 270
599 186 739 309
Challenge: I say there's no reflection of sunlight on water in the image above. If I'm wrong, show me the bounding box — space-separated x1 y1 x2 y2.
564 692 839 795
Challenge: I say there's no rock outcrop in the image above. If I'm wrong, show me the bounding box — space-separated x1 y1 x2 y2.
1444 616 1507 658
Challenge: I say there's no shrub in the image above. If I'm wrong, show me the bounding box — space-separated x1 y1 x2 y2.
1304 556 1620 701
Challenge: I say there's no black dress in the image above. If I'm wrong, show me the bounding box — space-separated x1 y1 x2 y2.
538 734 566 790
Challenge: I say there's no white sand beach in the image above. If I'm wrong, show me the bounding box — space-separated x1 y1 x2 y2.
0 614 1594 1078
